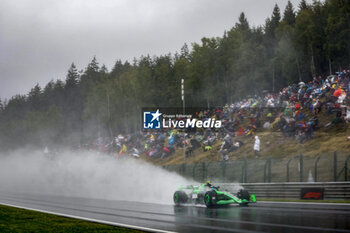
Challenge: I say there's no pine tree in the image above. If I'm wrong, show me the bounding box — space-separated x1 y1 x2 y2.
271 4 281 28
298 0 308 12
65 63 79 88
283 1 296 25
235 12 250 31
81 56 101 85
265 4 281 39
100 64 108 73
86 56 99 73
180 43 190 60
27 83 42 110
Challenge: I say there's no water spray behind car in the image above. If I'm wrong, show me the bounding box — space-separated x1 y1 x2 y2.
0 149 191 204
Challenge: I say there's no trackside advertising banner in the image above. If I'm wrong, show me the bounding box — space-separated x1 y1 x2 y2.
300 188 324 200
142 107 223 131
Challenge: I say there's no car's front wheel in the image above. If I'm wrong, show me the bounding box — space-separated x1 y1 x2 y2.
204 191 217 208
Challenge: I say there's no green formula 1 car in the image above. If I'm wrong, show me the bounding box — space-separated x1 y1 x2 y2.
173 182 256 207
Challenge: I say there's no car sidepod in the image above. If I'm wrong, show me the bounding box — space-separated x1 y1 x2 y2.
205 189 257 207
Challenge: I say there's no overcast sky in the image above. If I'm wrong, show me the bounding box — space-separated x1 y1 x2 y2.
0 0 312 100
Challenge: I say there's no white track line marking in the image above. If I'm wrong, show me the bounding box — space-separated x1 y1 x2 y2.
0 202 176 233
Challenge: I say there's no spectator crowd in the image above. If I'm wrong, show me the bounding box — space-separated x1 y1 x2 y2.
79 70 350 161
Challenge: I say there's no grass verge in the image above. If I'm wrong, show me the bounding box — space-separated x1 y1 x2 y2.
147 127 349 166
0 204 144 233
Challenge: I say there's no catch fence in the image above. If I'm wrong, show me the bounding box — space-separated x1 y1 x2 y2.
163 151 350 183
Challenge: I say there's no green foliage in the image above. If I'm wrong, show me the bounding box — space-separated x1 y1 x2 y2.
0 0 348 149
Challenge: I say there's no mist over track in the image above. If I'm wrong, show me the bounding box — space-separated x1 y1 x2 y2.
0 150 189 204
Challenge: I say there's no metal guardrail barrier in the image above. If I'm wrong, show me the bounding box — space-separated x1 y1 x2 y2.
217 182 350 200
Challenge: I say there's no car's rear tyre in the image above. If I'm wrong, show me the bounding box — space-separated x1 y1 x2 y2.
237 189 250 206
204 191 217 208
174 191 188 205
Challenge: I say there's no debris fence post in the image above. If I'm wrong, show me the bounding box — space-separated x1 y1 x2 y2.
334 151 337 182
241 159 247 183
202 162 206 182
286 158 293 182
268 158 271 182
264 159 267 182
345 155 350 181
314 156 321 182
192 163 198 181
221 161 227 182
299 153 303 182
264 158 271 183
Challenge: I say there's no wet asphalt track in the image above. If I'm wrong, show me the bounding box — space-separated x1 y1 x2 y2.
0 192 349 233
